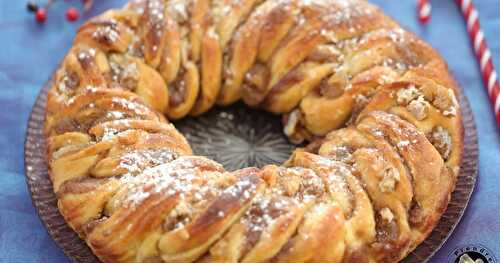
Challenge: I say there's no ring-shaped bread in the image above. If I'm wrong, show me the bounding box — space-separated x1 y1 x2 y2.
44 0 463 262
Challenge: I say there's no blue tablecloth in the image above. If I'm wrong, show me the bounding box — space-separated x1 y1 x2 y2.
1 1 499 262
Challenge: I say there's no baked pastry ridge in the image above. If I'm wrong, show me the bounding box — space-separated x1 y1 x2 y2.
43 0 463 262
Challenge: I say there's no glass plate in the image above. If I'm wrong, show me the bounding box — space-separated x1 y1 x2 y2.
24 77 478 263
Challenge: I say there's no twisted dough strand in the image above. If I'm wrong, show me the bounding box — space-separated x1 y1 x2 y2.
44 0 463 262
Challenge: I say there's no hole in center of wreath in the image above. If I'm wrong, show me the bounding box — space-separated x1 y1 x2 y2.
174 102 296 171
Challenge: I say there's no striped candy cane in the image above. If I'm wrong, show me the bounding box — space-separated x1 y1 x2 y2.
417 0 432 23
456 0 500 126
417 0 500 126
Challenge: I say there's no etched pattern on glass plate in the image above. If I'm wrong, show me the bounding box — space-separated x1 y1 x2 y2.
175 103 295 171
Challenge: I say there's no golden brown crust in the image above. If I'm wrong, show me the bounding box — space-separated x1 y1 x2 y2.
43 0 463 262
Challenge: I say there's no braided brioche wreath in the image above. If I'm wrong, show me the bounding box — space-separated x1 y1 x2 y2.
43 0 464 262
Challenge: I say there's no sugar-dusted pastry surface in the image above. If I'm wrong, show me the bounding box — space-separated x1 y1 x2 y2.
44 0 463 262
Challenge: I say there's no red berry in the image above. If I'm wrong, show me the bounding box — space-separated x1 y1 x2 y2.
35 8 47 23
66 7 79 22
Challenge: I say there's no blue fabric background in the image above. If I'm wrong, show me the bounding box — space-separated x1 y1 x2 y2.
0 1 499 262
